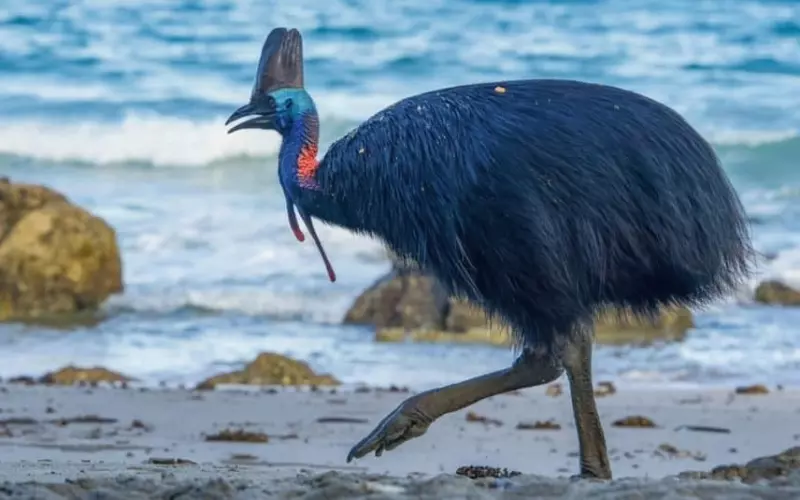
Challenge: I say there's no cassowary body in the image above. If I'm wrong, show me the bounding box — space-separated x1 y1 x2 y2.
227 28 753 480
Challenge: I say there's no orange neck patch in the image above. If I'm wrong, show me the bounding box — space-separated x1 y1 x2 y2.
297 142 319 184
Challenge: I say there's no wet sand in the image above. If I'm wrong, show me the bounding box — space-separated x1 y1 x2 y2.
0 382 798 498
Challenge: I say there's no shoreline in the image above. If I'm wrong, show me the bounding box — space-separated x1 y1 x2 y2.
5 299 800 392
0 382 797 498
4 363 789 398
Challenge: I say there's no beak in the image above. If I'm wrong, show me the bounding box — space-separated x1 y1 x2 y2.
226 99 277 134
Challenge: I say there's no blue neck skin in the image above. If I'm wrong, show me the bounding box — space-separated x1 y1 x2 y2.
278 115 313 201
271 89 356 231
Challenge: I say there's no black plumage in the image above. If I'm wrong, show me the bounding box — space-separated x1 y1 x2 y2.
311 79 753 348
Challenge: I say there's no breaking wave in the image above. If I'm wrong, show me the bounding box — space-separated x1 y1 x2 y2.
0 111 797 169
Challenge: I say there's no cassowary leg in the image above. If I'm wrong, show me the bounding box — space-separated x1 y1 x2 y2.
562 328 611 480
346 346 563 462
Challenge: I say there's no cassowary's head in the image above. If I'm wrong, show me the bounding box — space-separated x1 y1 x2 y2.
226 87 317 136
225 28 336 283
225 28 314 136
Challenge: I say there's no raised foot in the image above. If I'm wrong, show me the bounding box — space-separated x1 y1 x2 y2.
346 396 433 462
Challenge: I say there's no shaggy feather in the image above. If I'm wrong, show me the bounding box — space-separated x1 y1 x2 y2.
297 79 754 350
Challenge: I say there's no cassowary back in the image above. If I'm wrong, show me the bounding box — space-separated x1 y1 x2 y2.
316 79 753 348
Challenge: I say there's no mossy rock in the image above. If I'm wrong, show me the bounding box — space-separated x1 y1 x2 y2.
446 299 491 332
375 303 694 346
593 306 694 346
679 446 800 484
369 288 692 347
39 365 134 385
376 326 513 347
0 178 123 322
195 352 340 390
349 265 694 347
343 270 448 329
754 280 800 306
374 304 692 347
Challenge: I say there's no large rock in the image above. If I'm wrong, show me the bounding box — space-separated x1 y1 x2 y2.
343 270 449 330
195 352 340 390
375 326 513 346
593 306 694 346
39 365 133 385
346 269 694 347
754 280 800 306
680 446 800 484
0 178 122 322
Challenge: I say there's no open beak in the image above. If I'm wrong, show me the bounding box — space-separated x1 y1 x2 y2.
225 101 277 134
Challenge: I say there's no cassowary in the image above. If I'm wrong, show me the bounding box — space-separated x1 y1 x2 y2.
226 27 753 479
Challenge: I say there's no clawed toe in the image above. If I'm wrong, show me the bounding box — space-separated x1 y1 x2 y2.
346 420 422 462
345 398 432 462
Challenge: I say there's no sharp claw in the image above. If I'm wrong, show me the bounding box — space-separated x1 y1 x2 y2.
347 429 383 462
347 446 366 462
346 400 431 463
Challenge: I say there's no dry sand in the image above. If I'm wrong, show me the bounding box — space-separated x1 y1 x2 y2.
0 381 798 499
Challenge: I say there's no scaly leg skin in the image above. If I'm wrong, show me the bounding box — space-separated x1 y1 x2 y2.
562 327 612 480
346 346 564 462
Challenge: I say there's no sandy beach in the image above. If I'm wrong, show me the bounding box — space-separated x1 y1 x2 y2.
0 381 797 499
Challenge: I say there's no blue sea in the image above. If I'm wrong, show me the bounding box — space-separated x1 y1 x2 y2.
1 0 799 390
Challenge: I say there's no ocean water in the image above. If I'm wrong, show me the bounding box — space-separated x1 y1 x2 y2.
1 0 799 390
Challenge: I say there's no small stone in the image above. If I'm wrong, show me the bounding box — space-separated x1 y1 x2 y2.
455 465 520 479
612 416 657 428
146 457 197 466
465 411 502 426
516 419 561 430
659 443 679 454
656 443 707 461
204 429 269 443
316 417 368 424
675 424 731 434
130 419 150 430
735 384 769 395
51 415 117 426
594 381 617 397
545 383 562 397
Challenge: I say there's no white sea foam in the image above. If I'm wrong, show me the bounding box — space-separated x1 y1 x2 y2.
0 114 281 167
0 88 405 167
0 323 357 387
0 110 796 168
710 129 800 148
